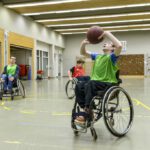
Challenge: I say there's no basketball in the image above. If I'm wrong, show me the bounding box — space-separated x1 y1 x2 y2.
86 26 104 44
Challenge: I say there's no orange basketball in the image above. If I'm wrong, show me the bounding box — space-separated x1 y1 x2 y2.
87 26 104 44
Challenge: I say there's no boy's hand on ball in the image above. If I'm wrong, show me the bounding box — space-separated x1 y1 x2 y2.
82 39 90 45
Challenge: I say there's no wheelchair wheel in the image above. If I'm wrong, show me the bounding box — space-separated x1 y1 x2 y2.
103 86 134 137
89 96 103 122
74 130 79 136
0 82 3 100
17 80 25 98
90 127 97 140
0 92 2 100
11 95 14 100
65 78 77 99
71 101 80 130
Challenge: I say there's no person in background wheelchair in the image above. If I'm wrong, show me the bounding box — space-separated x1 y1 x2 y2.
68 59 90 82
66 59 90 99
74 31 122 125
1 56 19 94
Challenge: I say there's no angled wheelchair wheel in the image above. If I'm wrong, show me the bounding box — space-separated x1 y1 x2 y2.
71 101 80 133
103 86 134 137
89 96 103 122
0 82 3 100
90 127 97 140
71 101 80 130
0 92 2 100
17 80 25 98
11 95 14 100
71 101 88 134
65 78 77 99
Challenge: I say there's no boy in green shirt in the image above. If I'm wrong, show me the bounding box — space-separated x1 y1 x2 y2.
75 31 122 124
2 56 20 93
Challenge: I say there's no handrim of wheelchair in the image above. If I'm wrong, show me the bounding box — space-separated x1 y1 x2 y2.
71 85 134 140
65 78 78 99
0 79 26 100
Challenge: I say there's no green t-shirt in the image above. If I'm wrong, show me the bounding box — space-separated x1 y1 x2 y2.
7 64 17 76
91 54 118 83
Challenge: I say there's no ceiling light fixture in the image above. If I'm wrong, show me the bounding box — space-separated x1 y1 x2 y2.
6 0 88 8
55 24 150 32
61 28 150 34
47 19 150 27
22 3 150 16
36 12 150 22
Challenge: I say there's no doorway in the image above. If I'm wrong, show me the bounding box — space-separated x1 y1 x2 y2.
10 45 32 80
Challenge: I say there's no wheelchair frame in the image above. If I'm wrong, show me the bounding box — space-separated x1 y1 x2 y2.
71 85 134 140
0 79 26 100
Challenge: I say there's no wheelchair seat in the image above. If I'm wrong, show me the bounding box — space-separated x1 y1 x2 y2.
97 90 105 97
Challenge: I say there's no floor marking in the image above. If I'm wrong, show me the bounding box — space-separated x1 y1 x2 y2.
132 98 150 111
3 106 12 110
4 140 21 144
52 112 71 116
20 110 36 115
0 98 150 116
0 101 5 106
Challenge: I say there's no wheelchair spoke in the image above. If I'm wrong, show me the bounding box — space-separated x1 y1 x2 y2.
103 87 134 137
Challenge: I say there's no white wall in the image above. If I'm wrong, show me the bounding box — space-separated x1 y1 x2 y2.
63 31 150 76
0 3 65 48
54 46 64 77
36 41 50 52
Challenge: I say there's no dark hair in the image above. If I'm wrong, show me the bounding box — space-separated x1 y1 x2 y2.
77 59 85 64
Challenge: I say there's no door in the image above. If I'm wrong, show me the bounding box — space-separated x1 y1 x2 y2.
54 52 59 77
43 51 48 78
58 53 62 77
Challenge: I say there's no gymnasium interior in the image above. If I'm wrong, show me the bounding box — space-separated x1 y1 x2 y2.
0 0 150 150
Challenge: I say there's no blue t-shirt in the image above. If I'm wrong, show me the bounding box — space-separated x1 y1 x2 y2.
91 52 118 64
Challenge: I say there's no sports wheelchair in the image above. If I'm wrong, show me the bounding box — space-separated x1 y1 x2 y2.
0 78 26 100
71 79 134 140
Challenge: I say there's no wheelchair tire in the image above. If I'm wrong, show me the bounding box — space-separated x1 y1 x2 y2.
74 130 79 136
18 80 25 98
11 96 14 100
0 93 2 100
90 127 97 140
103 86 134 137
65 79 77 99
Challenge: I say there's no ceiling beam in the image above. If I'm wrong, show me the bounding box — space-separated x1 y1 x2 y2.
40 14 150 26
56 25 150 33
1 0 56 5
7 0 150 14
31 5 150 20
50 21 150 29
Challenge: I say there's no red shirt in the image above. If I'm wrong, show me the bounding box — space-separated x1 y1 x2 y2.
71 66 85 77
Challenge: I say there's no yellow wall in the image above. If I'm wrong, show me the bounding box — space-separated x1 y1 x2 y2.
8 32 35 79
0 28 4 73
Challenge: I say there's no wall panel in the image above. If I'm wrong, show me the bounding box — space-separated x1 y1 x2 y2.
0 28 4 72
